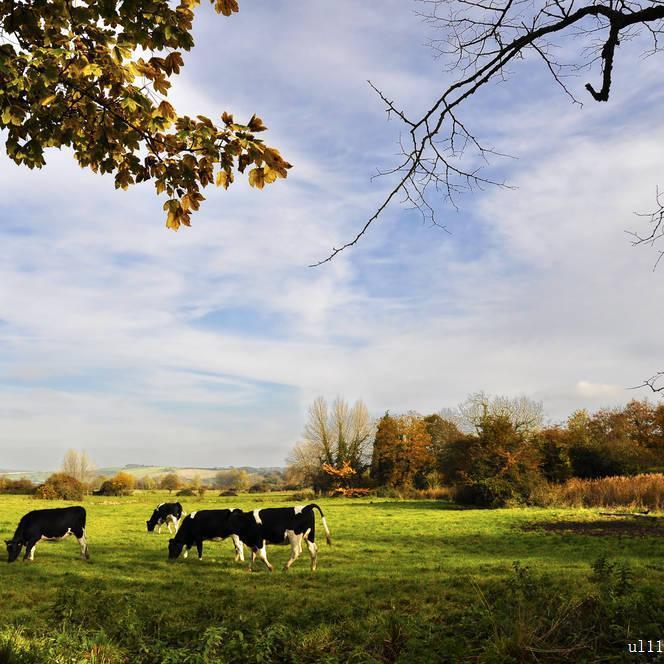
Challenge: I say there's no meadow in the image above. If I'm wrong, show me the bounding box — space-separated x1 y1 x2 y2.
1 492 664 663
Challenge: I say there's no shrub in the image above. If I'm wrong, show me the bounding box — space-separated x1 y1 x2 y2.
96 472 134 496
34 473 84 501
291 490 315 502
0 477 35 494
219 490 238 497
248 483 270 493
176 488 195 496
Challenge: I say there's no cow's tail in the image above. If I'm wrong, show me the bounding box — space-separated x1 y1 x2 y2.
307 504 331 545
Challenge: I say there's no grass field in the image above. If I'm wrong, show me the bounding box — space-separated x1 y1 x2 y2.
1 492 663 663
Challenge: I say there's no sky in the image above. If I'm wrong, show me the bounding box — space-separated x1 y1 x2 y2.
1 1 664 470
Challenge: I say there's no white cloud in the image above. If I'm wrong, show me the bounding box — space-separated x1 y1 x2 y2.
1 0 663 469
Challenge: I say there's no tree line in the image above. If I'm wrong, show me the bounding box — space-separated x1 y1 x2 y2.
286 394 664 506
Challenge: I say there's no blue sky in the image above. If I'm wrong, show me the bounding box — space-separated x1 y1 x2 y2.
1 1 664 470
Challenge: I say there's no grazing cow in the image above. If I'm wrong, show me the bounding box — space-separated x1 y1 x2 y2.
5 506 89 563
168 510 244 562
227 504 331 572
146 502 184 534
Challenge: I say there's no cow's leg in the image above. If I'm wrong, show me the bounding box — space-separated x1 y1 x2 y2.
256 542 274 572
183 546 189 559
231 535 244 562
305 537 318 571
167 519 174 535
196 540 203 560
284 530 302 571
24 539 38 562
76 528 90 560
248 549 257 571
157 522 162 535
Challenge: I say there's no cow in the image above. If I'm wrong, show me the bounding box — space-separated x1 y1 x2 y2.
167 510 244 563
146 502 184 534
226 504 331 572
5 506 89 563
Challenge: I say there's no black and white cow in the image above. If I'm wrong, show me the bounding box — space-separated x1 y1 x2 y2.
227 504 331 572
146 502 184 534
168 510 244 562
5 506 89 563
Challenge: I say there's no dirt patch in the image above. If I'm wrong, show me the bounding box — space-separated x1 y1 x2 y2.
524 519 664 537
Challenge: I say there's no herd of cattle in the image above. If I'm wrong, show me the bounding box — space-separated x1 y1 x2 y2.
4 502 332 571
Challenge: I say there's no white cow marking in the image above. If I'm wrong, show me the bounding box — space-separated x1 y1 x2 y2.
294 505 304 515
284 529 304 571
189 511 197 519
253 509 262 525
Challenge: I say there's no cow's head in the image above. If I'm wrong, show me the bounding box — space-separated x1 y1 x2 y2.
5 539 22 563
168 538 184 560
146 511 159 532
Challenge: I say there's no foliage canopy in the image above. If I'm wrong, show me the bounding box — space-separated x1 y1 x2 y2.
0 0 291 229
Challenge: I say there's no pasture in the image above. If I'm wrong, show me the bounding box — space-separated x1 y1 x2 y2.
1 492 663 663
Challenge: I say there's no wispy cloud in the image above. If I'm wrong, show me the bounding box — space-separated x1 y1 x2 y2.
1 0 662 469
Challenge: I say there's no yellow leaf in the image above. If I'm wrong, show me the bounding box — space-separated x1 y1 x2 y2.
166 210 180 230
216 170 229 189
263 166 278 184
248 167 265 189
214 0 239 16
40 94 57 106
157 100 176 120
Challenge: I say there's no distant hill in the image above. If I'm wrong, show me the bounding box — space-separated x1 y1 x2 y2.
1 465 284 483
90 465 284 481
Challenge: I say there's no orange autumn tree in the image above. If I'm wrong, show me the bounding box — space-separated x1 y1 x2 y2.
371 413 434 488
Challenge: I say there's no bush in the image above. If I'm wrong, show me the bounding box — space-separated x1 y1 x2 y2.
454 477 519 508
96 472 134 496
34 473 84 501
291 490 315 502
176 488 195 496
0 477 35 494
219 490 238 497
248 483 270 493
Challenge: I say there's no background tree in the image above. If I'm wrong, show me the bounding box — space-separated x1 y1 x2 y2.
315 0 664 264
159 472 181 494
445 393 544 435
61 449 95 483
288 396 373 491
215 468 250 492
424 413 466 484
370 413 434 488
450 413 543 507
0 0 290 231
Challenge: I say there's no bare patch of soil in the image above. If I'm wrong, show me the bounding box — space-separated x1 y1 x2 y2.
524 519 664 537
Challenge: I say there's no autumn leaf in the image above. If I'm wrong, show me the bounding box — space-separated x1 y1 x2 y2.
247 114 267 132
248 167 265 189
214 0 239 16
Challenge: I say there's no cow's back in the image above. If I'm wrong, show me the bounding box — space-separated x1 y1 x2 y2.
20 506 86 539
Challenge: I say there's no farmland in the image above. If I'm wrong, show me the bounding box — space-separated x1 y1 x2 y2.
1 492 664 663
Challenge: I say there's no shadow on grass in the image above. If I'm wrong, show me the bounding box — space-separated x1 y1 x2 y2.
349 500 472 511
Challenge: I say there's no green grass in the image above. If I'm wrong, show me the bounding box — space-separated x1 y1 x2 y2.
1 492 663 662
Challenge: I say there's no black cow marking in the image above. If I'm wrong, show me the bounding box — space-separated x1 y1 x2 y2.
5 506 89 563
